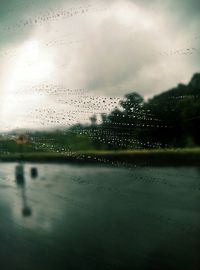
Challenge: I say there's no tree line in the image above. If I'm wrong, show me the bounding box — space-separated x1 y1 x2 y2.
1 73 200 153
71 73 200 149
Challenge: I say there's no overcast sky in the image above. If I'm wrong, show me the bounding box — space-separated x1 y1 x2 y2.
0 0 200 131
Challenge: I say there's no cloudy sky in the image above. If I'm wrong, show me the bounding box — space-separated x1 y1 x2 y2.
0 0 200 131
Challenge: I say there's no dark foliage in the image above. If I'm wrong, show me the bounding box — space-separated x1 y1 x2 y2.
79 73 200 149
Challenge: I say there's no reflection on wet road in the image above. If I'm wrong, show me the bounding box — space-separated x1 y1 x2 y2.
0 163 200 270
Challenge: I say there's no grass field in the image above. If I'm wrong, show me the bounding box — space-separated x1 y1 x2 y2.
1 148 200 166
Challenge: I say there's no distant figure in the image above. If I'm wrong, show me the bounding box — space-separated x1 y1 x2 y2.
15 164 32 217
30 167 38 178
15 164 24 184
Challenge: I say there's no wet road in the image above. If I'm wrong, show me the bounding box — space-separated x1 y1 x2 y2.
0 163 200 270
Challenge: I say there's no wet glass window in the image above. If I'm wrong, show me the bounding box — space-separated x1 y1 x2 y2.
0 0 200 269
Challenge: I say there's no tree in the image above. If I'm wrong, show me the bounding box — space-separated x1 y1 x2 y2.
120 92 144 114
89 114 97 126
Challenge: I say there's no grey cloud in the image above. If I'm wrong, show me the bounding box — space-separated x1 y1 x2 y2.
0 0 200 130
56 0 200 97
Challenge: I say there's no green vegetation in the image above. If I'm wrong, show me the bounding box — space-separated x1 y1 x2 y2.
70 73 200 150
1 73 200 158
1 148 200 166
